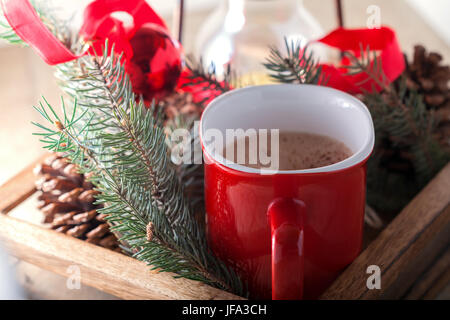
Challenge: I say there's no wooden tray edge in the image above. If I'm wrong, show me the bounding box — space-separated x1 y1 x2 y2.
321 163 450 299
0 156 242 300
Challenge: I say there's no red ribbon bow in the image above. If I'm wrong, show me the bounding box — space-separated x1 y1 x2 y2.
318 27 405 93
79 0 168 60
2 0 184 101
1 0 169 64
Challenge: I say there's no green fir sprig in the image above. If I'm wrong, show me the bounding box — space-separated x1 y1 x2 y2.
1 3 245 294
264 38 326 85
31 42 245 295
181 56 234 105
342 46 449 212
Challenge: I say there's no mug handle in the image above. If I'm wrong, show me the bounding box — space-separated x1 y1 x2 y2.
268 198 306 300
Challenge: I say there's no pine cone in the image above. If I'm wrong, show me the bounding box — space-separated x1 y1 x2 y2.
159 91 203 122
406 45 450 149
34 154 121 252
367 45 450 215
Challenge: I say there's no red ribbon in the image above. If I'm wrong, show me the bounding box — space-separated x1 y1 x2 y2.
1 0 169 65
317 27 405 93
1 0 80 65
79 0 166 40
80 0 169 60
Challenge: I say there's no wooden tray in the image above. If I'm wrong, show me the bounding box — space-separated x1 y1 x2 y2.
0 155 449 300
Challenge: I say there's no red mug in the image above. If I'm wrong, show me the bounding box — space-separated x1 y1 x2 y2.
199 84 375 299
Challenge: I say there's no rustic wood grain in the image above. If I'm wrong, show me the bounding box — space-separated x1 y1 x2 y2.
0 214 242 300
0 153 48 214
422 266 450 300
403 248 450 300
321 163 450 300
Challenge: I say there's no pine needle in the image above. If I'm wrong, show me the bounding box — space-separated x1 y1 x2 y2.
31 41 246 296
263 38 326 85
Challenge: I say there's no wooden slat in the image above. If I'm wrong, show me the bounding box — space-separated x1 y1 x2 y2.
421 267 450 299
321 163 450 300
0 153 48 213
403 248 450 300
0 214 242 300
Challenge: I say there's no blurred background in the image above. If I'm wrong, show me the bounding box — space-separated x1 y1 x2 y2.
0 0 449 299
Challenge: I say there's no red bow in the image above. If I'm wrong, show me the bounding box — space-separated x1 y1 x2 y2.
2 0 184 101
79 0 168 60
317 27 405 93
1 0 169 64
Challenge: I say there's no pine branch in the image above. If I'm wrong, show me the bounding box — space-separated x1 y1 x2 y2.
185 56 233 91
343 46 422 136
33 99 212 282
2 2 237 289
165 116 205 214
344 47 449 182
153 91 206 217
263 38 326 85
57 44 191 226
32 43 246 296
181 56 234 106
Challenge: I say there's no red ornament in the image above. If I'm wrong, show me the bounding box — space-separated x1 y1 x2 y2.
1 0 183 101
128 23 183 102
80 0 183 102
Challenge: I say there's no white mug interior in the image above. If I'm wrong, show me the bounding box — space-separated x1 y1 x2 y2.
200 84 375 174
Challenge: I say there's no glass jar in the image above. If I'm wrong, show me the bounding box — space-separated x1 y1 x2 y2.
195 0 327 83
